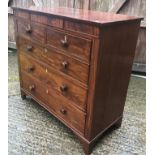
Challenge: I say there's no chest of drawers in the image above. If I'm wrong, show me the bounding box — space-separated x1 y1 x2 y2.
13 6 141 155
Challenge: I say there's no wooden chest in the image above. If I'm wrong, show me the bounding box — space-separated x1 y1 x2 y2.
13 6 141 155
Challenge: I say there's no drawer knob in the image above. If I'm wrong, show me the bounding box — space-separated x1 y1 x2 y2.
60 109 67 115
26 45 33 52
29 85 35 91
61 35 68 47
27 65 35 72
25 24 32 33
61 61 69 69
60 84 68 92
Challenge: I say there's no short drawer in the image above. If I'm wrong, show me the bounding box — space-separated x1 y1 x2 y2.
17 20 31 39
21 72 86 134
17 20 45 44
20 54 88 110
14 10 30 20
31 13 63 28
64 20 95 35
46 28 92 62
18 38 89 84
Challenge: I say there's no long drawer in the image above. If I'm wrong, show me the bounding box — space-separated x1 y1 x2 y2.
21 72 86 135
19 53 88 111
18 37 89 84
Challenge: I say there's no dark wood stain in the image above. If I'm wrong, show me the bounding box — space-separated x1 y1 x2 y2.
13 7 141 155
20 53 88 111
21 71 86 134
46 28 92 62
18 37 90 84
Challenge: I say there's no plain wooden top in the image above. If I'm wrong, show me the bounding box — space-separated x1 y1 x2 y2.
12 6 142 25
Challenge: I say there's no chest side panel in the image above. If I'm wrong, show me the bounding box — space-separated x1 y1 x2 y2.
85 21 141 140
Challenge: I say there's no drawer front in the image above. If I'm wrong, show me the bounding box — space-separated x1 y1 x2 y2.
31 13 63 28
31 22 45 44
14 10 30 20
31 13 48 25
17 20 45 44
20 54 87 110
64 20 94 35
21 72 86 134
17 20 31 39
46 28 92 62
18 38 89 84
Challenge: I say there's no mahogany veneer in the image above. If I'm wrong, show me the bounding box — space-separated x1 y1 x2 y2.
13 6 142 154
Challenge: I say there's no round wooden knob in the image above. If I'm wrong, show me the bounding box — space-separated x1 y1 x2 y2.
27 65 35 72
60 35 68 47
25 24 32 33
60 84 68 92
60 109 67 115
26 45 33 52
29 85 35 91
61 61 69 69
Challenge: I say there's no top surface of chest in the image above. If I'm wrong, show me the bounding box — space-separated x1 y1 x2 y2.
13 6 141 25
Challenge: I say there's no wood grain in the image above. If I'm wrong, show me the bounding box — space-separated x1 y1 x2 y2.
18 37 89 84
64 20 94 35
13 7 141 155
20 53 88 110
86 21 141 140
21 71 86 134
46 28 92 62
9 1 145 74
17 19 46 44
12 6 142 25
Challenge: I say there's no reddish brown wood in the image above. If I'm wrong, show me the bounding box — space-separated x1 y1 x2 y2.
46 28 92 62
21 72 86 134
31 13 48 25
18 37 90 84
13 7 142 155
13 6 141 25
14 9 30 20
17 19 31 39
48 16 63 28
17 19 46 44
31 22 46 44
64 20 94 35
85 21 141 140
31 13 64 28
20 53 88 111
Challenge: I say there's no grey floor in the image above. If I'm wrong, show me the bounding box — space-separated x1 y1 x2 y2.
8 51 146 155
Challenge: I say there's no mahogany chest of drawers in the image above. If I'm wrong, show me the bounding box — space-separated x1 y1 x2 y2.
13 6 141 155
